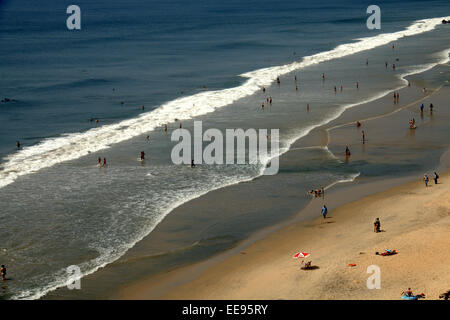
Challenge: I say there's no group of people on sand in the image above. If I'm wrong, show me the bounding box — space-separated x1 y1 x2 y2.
423 172 439 187
420 103 434 114
411 103 435 129
308 187 324 198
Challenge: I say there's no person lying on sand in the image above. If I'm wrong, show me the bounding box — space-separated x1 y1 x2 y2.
439 290 450 300
401 288 425 299
375 249 397 256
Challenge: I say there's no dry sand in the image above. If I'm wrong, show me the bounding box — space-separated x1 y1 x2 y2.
122 170 450 300
172 172 450 300
116 73 450 301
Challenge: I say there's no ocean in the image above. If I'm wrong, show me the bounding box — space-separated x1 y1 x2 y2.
0 0 449 299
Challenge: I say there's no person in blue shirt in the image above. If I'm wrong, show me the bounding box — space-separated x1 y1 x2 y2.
321 205 328 219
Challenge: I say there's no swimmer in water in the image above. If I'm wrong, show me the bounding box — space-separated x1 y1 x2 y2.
164 124 168 133
16 141 20 149
356 121 361 128
366 58 368 65
262 87 266 93
307 104 310 112
1 265 6 281
146 135 150 141
385 61 388 68
334 86 337 93
277 77 280 84
356 81 359 89
340 85 343 92
140 151 145 160
190 159 195 168
103 158 107 166
345 146 351 157
296 85 298 91
98 157 102 166
269 97 272 104
141 105 145 110
179 123 182 129
294 75 297 82
322 73 325 80
393 64 396 71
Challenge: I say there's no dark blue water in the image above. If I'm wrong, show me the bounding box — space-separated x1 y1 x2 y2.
1 0 449 158
0 0 449 300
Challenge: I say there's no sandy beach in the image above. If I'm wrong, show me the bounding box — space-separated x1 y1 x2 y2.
123 171 450 300
117 74 450 301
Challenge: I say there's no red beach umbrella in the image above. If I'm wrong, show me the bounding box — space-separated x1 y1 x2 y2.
293 252 310 259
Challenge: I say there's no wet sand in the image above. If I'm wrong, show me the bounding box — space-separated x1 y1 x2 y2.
43 60 450 300
149 171 450 300
117 71 450 300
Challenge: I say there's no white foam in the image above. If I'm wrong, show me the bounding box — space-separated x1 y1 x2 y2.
1 16 448 189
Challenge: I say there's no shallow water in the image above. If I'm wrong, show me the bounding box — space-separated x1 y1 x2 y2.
0 0 450 299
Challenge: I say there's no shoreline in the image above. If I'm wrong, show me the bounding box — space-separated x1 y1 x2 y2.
155 170 450 300
42 49 450 300
115 71 450 300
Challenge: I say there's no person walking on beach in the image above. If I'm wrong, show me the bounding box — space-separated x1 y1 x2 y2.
420 103 424 113
429 103 434 113
362 130 366 144
374 218 381 233
434 172 439 184
321 205 328 219
307 104 310 112
0 265 6 281
424 174 429 187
